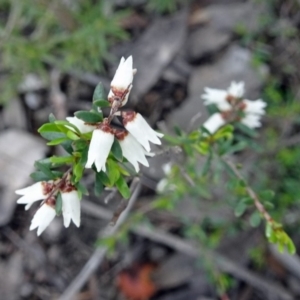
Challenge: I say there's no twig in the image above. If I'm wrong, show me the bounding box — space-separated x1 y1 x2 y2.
57 178 141 300
133 226 293 300
223 158 273 223
80 201 293 299
40 168 72 206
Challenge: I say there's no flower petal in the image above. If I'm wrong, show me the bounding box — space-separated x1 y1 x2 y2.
241 114 262 128
201 87 231 111
29 204 56 236
16 182 49 210
111 56 134 91
86 128 114 172
123 112 163 152
66 116 96 134
243 99 266 115
202 113 226 134
62 190 81 228
118 133 149 172
227 81 245 98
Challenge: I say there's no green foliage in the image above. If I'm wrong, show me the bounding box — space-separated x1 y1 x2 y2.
0 0 129 103
147 0 189 13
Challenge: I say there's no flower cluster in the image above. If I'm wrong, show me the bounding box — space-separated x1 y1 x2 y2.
201 81 267 134
16 179 80 236
16 56 163 236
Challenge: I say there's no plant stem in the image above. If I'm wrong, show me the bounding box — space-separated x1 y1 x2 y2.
41 167 72 206
223 158 273 224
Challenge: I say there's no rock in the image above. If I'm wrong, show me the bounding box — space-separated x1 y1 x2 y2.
121 9 188 104
0 129 47 225
0 252 23 300
206 1 266 33
187 1 266 61
187 26 230 61
152 253 206 289
18 73 46 93
167 45 268 131
162 53 192 84
2 98 27 129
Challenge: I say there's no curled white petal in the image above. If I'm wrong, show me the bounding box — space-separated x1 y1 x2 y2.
119 133 149 172
202 113 226 134
66 116 96 134
86 129 114 172
201 87 231 111
62 190 81 228
227 81 245 98
241 114 262 128
124 113 163 152
111 56 134 91
243 99 266 115
29 204 56 236
16 182 48 210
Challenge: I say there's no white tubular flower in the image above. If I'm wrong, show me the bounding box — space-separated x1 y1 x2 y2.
30 203 56 236
108 56 135 106
201 87 231 110
241 114 262 128
61 190 80 228
227 81 245 98
202 113 226 134
122 111 163 152
66 116 96 134
86 124 114 172
16 181 53 210
115 131 149 172
243 99 266 115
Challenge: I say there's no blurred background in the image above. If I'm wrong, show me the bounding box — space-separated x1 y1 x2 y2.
1 0 300 299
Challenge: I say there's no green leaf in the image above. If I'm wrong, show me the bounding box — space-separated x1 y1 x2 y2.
73 139 88 151
94 173 104 197
250 211 261 227
49 113 56 123
34 161 55 179
107 160 120 185
55 192 63 215
236 122 258 138
265 222 273 238
97 171 111 186
40 132 66 141
240 197 253 206
93 82 105 102
116 176 130 199
60 140 73 154
36 158 52 167
93 99 110 108
74 163 84 182
79 146 89 166
111 139 123 161
234 201 247 217
47 137 68 146
260 190 275 202
38 123 60 133
75 111 103 123
67 130 80 140
287 239 296 255
202 153 213 176
55 120 80 133
50 155 74 164
76 183 88 199
30 170 63 181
